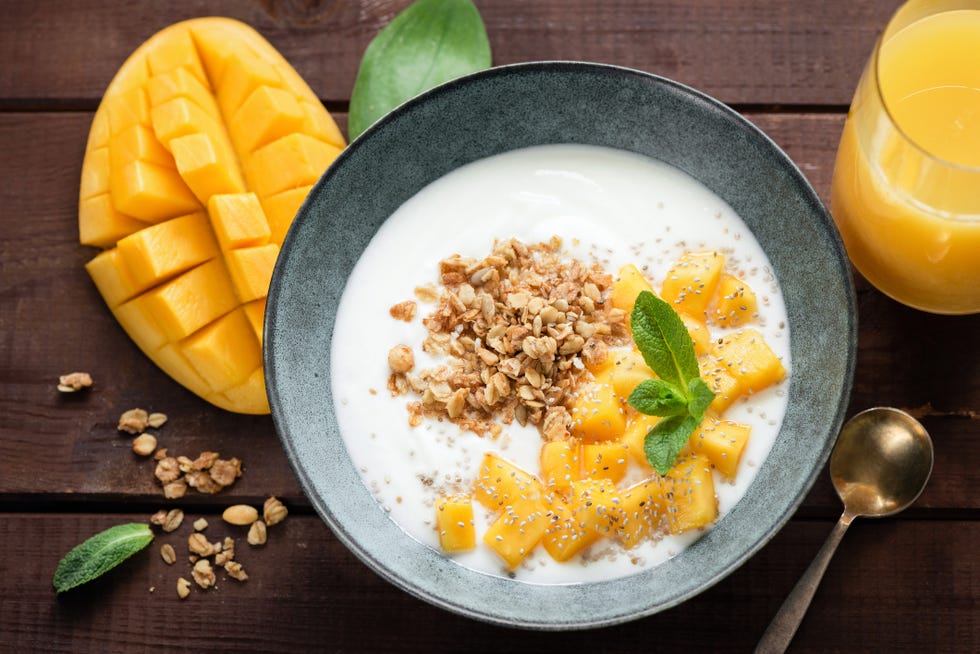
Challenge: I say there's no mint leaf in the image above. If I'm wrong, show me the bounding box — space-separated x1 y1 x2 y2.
630 291 700 390
628 379 688 417
686 377 716 419
348 0 492 140
644 414 701 476
53 523 153 593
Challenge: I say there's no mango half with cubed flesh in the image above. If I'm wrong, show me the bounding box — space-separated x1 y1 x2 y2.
79 18 345 413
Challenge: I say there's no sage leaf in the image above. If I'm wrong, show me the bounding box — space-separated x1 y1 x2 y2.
628 378 688 417
630 291 699 390
644 414 701 476
348 0 492 140
53 523 153 593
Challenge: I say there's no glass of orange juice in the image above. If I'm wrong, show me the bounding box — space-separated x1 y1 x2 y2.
830 0 980 314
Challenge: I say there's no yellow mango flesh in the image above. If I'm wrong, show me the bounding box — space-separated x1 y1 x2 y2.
473 452 544 511
686 417 751 479
610 262 654 317
580 442 629 483
621 413 660 467
569 367 626 441
660 250 726 319
483 499 549 569
709 328 787 399
541 497 603 562
663 455 718 534
539 440 581 492
79 18 345 413
607 347 655 400
436 496 476 553
710 274 758 326
616 480 666 547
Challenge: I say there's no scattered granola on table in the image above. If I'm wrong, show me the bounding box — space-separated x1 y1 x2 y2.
57 372 92 393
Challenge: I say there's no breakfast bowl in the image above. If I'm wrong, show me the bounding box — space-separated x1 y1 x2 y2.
265 61 856 629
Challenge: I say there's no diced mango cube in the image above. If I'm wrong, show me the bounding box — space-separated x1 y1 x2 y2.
147 66 221 117
711 274 758 326
710 328 786 397
687 417 751 479
542 498 602 562
216 49 282 117
300 100 346 149
207 193 271 250
566 478 623 537
473 452 544 511
80 147 110 199
621 413 660 467
218 367 270 415
616 479 667 547
700 355 741 414
243 298 266 346
225 243 279 303
569 368 626 442
663 455 718 534
610 263 654 317
150 97 223 147
85 247 141 308
181 307 261 391
259 185 312 246
229 85 305 154
105 87 151 134
79 194 148 248
244 133 341 198
140 259 238 341
109 123 176 173
435 496 476 553
539 440 581 492
146 27 209 88
680 311 711 357
608 347 655 400
116 211 218 289
113 295 167 352
581 442 629 483
660 251 725 319
170 132 246 203
483 499 549 568
86 110 110 151
110 159 202 223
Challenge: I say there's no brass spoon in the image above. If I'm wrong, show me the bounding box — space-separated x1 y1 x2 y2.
755 407 934 653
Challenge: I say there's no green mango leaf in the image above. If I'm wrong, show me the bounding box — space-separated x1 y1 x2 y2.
348 0 492 140
53 523 153 593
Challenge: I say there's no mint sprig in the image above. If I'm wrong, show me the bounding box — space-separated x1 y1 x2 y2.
628 291 715 475
53 523 153 593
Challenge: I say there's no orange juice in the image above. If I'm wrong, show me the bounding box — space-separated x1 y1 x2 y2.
831 5 980 314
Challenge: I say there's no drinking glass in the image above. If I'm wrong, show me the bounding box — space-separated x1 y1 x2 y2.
830 0 980 314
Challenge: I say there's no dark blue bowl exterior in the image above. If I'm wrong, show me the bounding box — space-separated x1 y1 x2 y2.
265 62 857 629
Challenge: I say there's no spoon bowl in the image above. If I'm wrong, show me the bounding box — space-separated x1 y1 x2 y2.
756 407 933 652
831 407 934 518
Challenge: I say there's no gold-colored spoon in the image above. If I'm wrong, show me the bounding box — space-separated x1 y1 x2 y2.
755 407 934 653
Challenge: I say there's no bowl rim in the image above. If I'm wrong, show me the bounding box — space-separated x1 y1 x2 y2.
265 60 857 629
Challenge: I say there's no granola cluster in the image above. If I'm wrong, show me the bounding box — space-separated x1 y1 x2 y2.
153 449 243 498
388 237 628 439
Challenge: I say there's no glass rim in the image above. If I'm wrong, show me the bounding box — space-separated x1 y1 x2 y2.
872 6 980 175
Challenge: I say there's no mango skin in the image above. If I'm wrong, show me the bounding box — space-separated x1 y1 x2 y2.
79 18 345 413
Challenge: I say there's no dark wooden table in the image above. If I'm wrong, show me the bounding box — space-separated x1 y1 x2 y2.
2 2 977 652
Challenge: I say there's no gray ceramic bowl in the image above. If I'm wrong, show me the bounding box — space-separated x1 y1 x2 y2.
265 62 856 629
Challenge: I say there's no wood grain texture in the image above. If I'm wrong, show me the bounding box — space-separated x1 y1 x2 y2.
1 513 975 653
0 0 898 106
1 112 977 512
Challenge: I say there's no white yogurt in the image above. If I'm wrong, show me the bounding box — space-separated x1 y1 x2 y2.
331 144 790 583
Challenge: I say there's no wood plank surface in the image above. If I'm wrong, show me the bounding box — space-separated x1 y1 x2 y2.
1 514 975 653
0 1 897 107
1 111 978 512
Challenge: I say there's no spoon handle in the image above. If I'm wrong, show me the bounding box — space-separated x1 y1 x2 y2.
754 513 853 653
